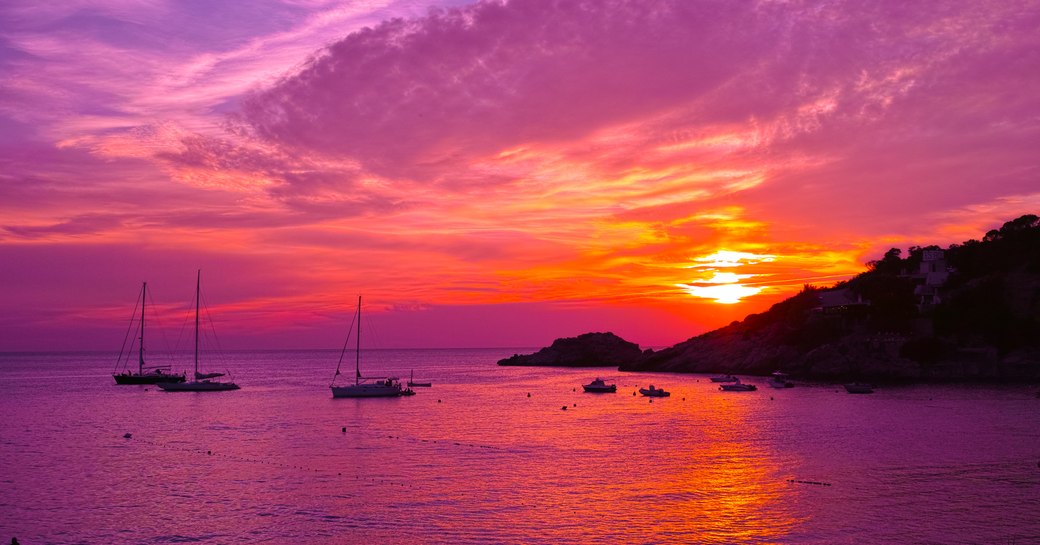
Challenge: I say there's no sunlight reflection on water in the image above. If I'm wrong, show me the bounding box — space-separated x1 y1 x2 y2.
1 350 1038 544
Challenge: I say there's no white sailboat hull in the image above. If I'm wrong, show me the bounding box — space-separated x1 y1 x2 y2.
331 383 404 398
158 380 240 392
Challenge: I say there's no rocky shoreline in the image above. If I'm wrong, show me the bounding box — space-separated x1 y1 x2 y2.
501 330 1040 382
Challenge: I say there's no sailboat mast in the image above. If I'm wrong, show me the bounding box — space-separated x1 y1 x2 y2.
139 281 146 374
194 270 200 377
355 295 361 386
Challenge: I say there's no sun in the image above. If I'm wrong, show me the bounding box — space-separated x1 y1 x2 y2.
678 250 774 304
680 280 762 304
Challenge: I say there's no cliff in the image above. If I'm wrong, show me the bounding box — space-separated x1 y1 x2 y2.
497 332 645 367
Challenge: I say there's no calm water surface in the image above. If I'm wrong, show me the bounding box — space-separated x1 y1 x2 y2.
1 350 1039 544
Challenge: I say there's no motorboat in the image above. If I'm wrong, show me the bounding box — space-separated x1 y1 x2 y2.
719 378 757 392
710 374 738 383
582 378 617 393
767 371 794 389
844 383 874 394
639 385 670 397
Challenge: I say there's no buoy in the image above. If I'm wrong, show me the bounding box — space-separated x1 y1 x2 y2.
437 399 442 403
572 403 576 407
341 427 346 432
649 399 653 403
123 433 132 439
572 388 576 392
561 406 567 410
207 451 212 455
632 392 636 396
527 393 531 397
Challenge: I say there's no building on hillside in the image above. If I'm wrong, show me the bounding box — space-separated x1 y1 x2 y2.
814 288 870 315
909 249 950 311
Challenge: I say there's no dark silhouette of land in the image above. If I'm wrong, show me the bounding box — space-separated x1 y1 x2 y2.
507 215 1040 381
498 332 645 367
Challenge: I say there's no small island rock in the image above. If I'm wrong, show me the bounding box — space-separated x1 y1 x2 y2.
498 332 643 367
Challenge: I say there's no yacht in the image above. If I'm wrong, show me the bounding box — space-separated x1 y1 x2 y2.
113 282 186 385
719 378 757 392
330 296 414 398
582 378 617 393
843 383 874 394
767 371 794 389
157 271 240 392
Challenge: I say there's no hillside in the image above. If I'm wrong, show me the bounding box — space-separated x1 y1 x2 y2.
619 214 1040 381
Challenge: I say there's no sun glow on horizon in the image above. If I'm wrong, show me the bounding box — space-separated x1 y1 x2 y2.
679 250 775 304
680 282 763 304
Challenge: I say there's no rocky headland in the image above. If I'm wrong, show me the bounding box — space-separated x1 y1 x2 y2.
497 332 645 367
511 215 1040 382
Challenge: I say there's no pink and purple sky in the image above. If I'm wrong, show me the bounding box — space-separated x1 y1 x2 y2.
1 0 1038 351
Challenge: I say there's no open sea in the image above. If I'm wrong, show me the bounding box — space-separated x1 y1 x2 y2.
1 349 1039 544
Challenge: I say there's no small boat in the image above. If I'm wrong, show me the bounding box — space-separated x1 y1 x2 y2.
767 371 794 389
844 383 874 394
113 282 186 385
710 374 738 383
582 378 617 393
407 370 432 388
330 296 414 398
719 378 757 392
639 385 670 397
157 271 239 392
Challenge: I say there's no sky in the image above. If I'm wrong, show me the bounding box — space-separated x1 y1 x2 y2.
1 0 1038 351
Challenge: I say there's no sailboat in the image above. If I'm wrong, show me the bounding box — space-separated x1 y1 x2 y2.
330 296 413 398
113 282 187 385
157 271 240 392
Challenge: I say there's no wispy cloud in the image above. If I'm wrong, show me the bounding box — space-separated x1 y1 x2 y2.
0 0 1037 349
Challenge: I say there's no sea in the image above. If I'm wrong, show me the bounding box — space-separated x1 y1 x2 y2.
1 349 1039 544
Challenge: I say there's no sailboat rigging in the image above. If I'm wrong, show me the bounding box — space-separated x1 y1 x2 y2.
113 282 186 385
157 270 240 392
330 296 413 398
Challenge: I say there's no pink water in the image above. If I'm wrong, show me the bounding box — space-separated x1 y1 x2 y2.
2 349 1039 543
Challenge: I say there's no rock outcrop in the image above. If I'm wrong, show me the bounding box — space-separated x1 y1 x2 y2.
497 332 644 367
